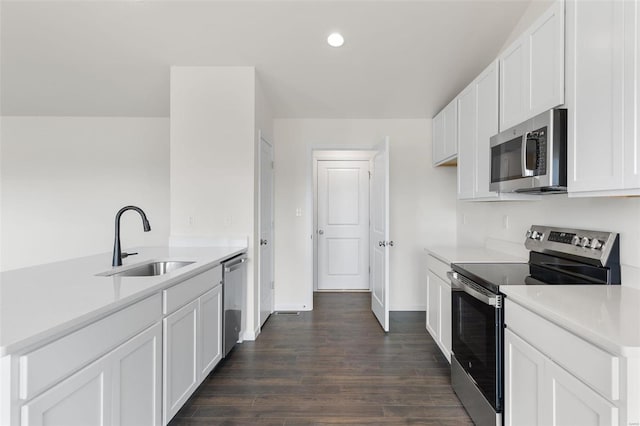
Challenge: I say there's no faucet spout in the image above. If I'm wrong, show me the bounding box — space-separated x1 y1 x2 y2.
112 205 151 267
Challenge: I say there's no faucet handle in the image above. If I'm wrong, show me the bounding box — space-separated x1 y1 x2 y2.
121 252 138 259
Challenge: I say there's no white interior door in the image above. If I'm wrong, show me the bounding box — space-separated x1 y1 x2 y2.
317 160 370 290
370 138 390 331
259 137 274 327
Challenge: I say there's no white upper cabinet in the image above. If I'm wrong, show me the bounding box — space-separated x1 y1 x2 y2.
457 61 538 201
500 0 565 130
457 61 500 200
566 0 640 196
432 98 457 166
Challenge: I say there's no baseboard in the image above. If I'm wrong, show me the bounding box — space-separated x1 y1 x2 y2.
274 304 313 312
390 305 426 312
241 326 260 342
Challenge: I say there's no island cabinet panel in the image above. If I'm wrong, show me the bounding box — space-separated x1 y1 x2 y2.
199 285 223 379
163 299 199 424
162 274 223 425
19 293 162 402
20 323 161 426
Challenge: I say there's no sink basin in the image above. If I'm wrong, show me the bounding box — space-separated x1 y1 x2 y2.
108 261 195 277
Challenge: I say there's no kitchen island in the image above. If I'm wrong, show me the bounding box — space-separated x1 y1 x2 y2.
0 245 246 426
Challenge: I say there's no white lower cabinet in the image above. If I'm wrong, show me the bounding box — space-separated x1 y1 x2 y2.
545 356 618 426
425 255 451 362
199 285 223 378
505 299 628 426
163 276 223 425
504 329 545 426
163 299 199 423
21 322 162 426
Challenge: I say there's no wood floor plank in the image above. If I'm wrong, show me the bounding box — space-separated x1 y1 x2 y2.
168 292 472 425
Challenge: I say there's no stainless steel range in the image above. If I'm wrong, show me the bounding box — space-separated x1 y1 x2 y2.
447 225 620 426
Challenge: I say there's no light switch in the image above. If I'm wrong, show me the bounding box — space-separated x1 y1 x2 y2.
296 208 302 217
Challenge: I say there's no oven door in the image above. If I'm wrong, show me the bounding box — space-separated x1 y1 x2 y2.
449 272 503 412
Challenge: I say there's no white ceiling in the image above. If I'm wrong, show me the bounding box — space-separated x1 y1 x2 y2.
0 0 530 119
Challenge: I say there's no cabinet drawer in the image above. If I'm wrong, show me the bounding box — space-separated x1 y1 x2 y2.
427 255 451 283
163 266 222 315
19 293 162 401
505 299 619 401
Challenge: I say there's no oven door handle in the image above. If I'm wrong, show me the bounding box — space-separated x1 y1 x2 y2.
447 271 501 307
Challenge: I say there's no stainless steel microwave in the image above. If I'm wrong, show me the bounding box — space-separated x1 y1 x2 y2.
490 109 567 193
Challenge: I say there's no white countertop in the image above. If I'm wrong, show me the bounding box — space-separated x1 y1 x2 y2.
0 246 246 356
425 246 526 265
502 285 640 358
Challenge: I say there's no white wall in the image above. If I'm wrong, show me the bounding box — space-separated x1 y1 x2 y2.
170 66 262 338
0 117 170 271
272 119 457 311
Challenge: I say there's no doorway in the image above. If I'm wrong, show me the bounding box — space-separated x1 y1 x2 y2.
259 135 274 327
313 151 375 292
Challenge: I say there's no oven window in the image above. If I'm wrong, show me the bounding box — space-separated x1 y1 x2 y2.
491 135 524 182
452 290 502 411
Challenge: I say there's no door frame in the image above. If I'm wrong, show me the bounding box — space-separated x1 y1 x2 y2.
258 132 274 329
312 150 376 292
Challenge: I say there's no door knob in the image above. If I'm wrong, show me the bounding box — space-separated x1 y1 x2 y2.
379 241 385 247
318 229 324 235
260 239 268 246
388 241 394 247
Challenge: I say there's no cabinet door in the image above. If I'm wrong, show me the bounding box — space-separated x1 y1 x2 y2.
625 0 640 190
504 329 545 426
566 0 625 193
500 36 529 130
442 100 458 162
432 110 445 166
199 285 222 380
543 358 618 426
432 100 457 166
425 270 440 341
112 323 162 426
439 278 451 363
529 0 565 116
475 60 500 198
457 84 477 200
163 299 199 425
21 358 112 426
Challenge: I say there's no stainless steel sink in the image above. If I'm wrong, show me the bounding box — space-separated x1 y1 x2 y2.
107 261 195 277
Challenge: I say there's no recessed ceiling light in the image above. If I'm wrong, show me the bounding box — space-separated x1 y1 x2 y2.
327 33 345 48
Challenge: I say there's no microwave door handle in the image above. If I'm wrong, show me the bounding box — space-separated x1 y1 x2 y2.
522 134 535 177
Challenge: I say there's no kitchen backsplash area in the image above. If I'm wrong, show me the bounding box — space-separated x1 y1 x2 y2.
457 196 640 289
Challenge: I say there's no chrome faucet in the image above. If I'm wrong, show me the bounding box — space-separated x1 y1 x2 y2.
112 205 151 267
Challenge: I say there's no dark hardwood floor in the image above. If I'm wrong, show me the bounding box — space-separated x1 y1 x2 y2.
169 292 473 425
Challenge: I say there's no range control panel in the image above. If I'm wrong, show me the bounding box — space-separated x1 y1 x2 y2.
524 225 619 266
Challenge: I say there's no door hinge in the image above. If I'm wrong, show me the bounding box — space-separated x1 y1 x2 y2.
368 266 371 274
271 161 274 169
368 171 372 179
271 281 275 289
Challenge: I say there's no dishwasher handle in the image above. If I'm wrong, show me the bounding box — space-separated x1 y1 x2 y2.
224 256 247 273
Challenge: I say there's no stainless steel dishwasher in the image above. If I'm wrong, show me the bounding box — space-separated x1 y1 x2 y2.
222 253 247 357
